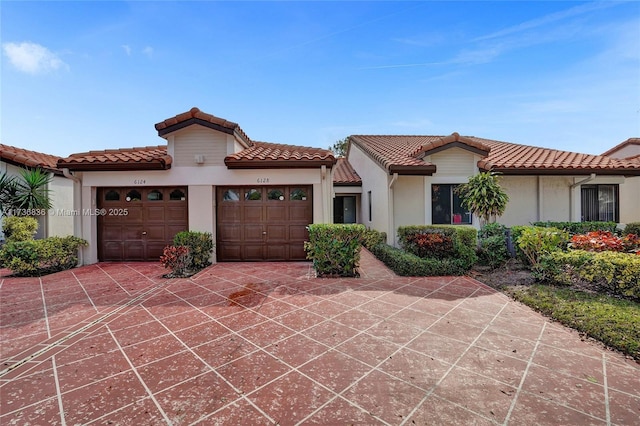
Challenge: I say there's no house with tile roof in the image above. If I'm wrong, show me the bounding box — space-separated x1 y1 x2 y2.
342 133 640 245
58 107 336 264
0 144 75 241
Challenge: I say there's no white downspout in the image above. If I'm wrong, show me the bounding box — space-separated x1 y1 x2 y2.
569 173 596 221
321 165 329 223
62 168 83 265
388 173 399 245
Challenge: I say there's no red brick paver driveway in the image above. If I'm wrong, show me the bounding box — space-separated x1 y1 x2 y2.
1 250 638 425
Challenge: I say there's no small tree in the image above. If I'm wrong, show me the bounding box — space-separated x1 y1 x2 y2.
0 168 52 216
328 137 349 157
455 171 509 226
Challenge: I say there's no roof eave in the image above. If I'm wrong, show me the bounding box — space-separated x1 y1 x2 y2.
57 161 171 172
333 181 363 186
224 159 336 169
482 167 640 177
157 118 234 137
388 165 436 176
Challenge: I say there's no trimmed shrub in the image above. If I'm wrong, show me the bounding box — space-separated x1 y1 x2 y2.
535 250 640 299
517 226 569 267
533 221 618 236
361 229 387 250
370 243 470 276
397 225 477 270
624 222 640 236
0 236 87 276
2 216 38 242
404 232 454 258
305 224 365 277
173 231 214 270
569 231 640 253
477 223 509 269
160 245 192 276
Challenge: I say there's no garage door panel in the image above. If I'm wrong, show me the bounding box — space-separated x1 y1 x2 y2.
124 243 144 261
166 206 188 221
290 205 311 221
146 243 166 260
220 205 241 222
244 205 263 221
146 206 165 221
124 207 144 221
102 225 123 240
219 245 241 260
102 242 123 261
219 225 241 241
244 225 264 241
266 244 287 260
123 227 143 240
244 245 265 260
145 225 166 240
266 225 287 240
289 225 309 241
266 205 287 221
289 244 307 260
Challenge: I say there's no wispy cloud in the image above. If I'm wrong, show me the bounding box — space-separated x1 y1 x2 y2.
474 1 616 42
2 42 68 74
122 44 132 56
142 46 154 58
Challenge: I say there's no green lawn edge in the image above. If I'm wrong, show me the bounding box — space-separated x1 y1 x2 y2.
505 285 640 361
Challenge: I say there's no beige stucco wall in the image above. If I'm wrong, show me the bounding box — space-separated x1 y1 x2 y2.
619 176 640 225
347 143 392 241
47 176 75 237
392 175 425 243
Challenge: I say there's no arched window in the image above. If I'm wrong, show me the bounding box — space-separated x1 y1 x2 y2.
223 189 240 201
125 190 141 202
147 189 163 201
105 190 119 201
245 189 262 201
267 188 285 201
290 188 308 201
169 189 186 201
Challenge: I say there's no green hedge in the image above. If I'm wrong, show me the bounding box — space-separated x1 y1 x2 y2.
0 236 88 276
535 250 640 299
624 222 640 236
397 225 477 269
477 223 509 269
2 216 38 242
370 243 470 276
533 221 618 235
361 229 387 250
173 231 214 270
305 224 365 277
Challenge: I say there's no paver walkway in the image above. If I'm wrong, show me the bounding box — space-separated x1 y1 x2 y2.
1 250 638 425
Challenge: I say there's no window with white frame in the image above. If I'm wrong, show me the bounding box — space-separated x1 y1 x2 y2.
581 184 619 222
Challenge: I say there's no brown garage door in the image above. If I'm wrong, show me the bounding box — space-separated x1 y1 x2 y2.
217 186 312 261
98 187 188 261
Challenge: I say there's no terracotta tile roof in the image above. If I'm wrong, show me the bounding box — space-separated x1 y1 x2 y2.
350 134 640 176
0 143 62 174
333 158 362 185
58 146 172 171
225 141 336 169
155 107 252 147
601 138 640 158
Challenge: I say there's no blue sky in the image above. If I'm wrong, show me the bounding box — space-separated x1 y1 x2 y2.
2 1 639 158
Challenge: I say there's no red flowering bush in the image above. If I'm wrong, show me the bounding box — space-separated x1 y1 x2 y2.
405 232 454 258
569 231 640 254
160 245 191 276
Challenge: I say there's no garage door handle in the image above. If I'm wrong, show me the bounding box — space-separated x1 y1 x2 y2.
262 231 267 235
142 231 147 235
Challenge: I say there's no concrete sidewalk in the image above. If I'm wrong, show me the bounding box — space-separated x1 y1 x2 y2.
1 251 638 425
